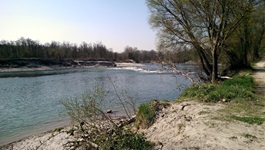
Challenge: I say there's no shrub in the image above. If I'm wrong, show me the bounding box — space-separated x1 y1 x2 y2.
62 87 153 149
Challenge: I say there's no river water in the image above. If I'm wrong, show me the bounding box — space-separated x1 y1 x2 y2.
0 64 194 145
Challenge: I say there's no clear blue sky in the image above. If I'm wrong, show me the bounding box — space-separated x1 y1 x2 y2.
0 0 156 52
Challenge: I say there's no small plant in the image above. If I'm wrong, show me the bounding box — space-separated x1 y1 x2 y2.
242 133 257 139
135 100 170 129
231 115 264 125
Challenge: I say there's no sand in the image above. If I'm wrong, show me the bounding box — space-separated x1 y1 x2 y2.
140 101 265 150
0 128 74 150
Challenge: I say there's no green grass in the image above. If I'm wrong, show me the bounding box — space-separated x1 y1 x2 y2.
100 131 153 150
135 101 157 129
135 100 170 129
179 71 265 124
179 75 256 103
231 115 264 125
218 99 264 115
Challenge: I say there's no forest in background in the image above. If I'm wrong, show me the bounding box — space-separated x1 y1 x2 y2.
0 37 193 63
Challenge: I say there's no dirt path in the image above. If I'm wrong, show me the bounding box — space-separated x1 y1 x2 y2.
253 57 265 96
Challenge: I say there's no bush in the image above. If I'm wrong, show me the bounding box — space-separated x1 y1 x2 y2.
62 87 153 149
180 75 256 102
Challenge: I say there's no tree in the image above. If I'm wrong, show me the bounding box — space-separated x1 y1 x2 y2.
146 0 258 82
225 1 265 70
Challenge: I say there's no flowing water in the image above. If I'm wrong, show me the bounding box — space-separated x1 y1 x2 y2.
0 64 195 145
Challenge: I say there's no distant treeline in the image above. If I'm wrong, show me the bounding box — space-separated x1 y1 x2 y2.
0 37 194 63
0 37 156 63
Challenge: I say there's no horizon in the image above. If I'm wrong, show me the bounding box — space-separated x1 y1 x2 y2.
0 0 157 52
0 36 158 53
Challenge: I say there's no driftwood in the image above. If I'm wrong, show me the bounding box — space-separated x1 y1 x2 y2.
181 103 191 111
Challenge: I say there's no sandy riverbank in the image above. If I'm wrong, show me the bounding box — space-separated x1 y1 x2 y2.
138 58 265 149
0 62 144 73
0 59 118 73
2 101 264 150
0 127 73 150
0 110 128 149
1 58 264 149
140 101 265 149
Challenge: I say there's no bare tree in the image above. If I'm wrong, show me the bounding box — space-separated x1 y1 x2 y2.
146 0 259 82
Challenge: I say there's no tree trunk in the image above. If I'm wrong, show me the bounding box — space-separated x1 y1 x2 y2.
212 48 218 83
193 42 212 77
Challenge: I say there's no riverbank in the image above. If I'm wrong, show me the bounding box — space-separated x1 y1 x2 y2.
1 58 264 149
139 58 265 149
0 113 128 150
2 100 264 150
0 127 73 150
0 63 144 73
0 59 148 74
0 63 180 149
0 58 117 73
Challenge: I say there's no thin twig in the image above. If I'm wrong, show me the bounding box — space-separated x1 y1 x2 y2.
107 75 131 118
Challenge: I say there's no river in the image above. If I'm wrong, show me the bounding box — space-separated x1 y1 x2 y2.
0 64 195 145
